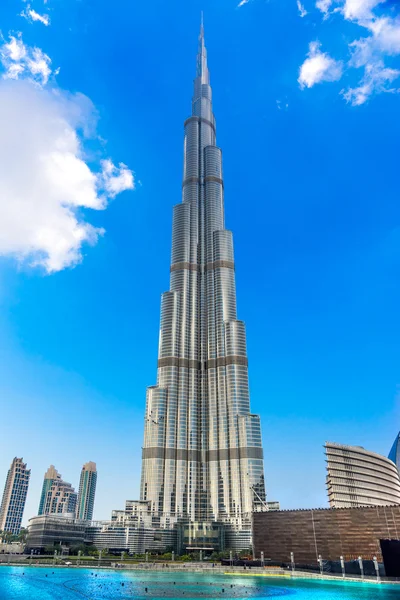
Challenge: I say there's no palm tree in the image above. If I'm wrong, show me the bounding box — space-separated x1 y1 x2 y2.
2 531 14 544
17 528 28 545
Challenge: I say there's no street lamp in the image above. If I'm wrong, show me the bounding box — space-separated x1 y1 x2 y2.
290 552 295 573
261 551 264 568
230 550 233 568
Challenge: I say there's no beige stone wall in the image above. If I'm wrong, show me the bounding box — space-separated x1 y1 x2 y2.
0 542 24 554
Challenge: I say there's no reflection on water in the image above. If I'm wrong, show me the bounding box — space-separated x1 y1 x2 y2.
0 567 398 600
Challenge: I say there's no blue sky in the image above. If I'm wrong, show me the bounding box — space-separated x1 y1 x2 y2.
1 0 400 524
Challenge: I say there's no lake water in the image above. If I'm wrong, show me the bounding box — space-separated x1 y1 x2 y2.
0 567 399 599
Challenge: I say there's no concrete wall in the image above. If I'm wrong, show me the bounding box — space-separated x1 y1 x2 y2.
253 505 400 564
0 542 24 554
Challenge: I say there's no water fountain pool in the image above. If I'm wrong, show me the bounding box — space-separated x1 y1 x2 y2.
0 567 398 599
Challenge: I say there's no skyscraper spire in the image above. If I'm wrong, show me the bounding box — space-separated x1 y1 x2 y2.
140 22 266 551
197 13 209 85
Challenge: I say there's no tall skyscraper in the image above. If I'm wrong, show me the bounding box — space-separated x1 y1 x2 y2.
38 465 59 515
140 20 266 548
0 457 30 535
76 461 97 521
38 465 77 516
389 431 400 473
325 442 400 508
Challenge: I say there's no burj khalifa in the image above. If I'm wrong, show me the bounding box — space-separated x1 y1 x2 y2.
140 19 266 549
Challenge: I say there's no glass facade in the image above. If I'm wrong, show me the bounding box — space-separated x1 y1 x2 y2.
140 21 266 542
389 432 400 473
26 509 178 555
38 465 59 516
76 462 97 521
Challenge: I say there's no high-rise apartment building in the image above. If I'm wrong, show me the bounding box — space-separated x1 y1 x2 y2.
47 480 77 516
325 442 400 508
0 457 30 535
39 465 77 516
140 20 266 548
76 461 97 521
38 465 59 515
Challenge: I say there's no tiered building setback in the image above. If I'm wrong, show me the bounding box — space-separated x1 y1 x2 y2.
140 19 266 548
38 465 77 516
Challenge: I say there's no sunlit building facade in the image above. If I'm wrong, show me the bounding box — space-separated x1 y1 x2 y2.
38 465 60 515
325 442 400 508
76 461 97 521
0 457 30 535
140 20 266 548
38 465 77 516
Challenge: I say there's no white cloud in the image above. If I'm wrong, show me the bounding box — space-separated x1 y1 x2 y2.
1 35 52 85
368 17 400 55
297 0 308 17
298 41 343 88
342 0 384 21
342 60 400 104
316 0 333 17
0 35 134 273
315 0 384 20
20 5 50 26
345 16 400 102
100 159 135 198
237 0 250 7
3 36 26 62
312 0 400 104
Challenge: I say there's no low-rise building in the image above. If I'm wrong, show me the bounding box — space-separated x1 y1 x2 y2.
26 502 177 554
177 521 225 554
26 514 88 551
87 521 176 554
253 505 400 565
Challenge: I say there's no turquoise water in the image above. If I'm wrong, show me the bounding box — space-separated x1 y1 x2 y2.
0 567 399 599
